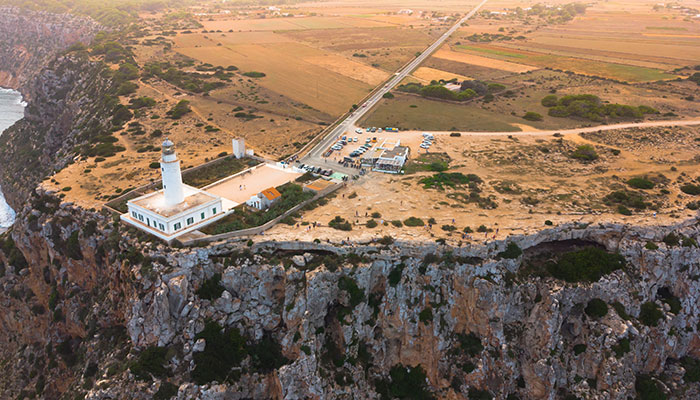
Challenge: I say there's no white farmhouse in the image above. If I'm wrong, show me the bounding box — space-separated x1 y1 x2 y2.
246 187 282 210
121 140 230 241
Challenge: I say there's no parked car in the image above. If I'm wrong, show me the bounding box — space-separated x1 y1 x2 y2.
355 128 363 134
370 127 377 133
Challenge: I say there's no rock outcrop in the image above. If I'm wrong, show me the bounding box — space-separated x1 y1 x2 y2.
1 190 699 399
0 7 100 95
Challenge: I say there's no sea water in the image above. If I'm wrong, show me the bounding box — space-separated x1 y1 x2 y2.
0 88 26 229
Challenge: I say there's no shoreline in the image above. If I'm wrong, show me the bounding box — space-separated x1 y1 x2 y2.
0 86 25 229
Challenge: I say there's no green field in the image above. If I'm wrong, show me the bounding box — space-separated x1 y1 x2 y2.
454 44 677 83
456 45 528 59
361 95 522 132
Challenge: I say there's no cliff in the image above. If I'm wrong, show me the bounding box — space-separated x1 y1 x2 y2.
1 189 699 399
0 7 100 96
0 7 105 210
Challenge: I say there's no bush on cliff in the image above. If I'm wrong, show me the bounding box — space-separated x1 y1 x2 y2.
196 273 225 300
191 321 247 384
545 247 625 283
375 364 434 400
130 346 169 381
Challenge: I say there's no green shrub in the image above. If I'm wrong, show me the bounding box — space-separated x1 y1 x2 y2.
584 298 608 319
248 333 290 373
468 388 493 400
639 302 663 327
329 216 352 231
570 145 598 161
243 71 266 78
196 273 225 300
522 112 543 121
635 375 667 400
149 162 161 169
573 344 587 355
604 190 647 210
681 357 700 383
154 382 178 400
545 247 625 283
338 276 364 308
388 264 405 287
498 242 522 259
657 287 681 315
383 92 395 99
391 220 403 228
130 346 169 381
375 365 434 400
366 219 378 228
65 231 83 260
645 241 659 250
404 217 425 227
541 95 558 107
618 205 632 215
191 321 247 384
681 184 700 195
418 308 433 324
612 338 631 358
167 100 191 119
612 302 631 320
456 332 483 357
662 233 680 247
627 177 655 189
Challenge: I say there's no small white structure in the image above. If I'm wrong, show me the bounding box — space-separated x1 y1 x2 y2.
373 145 410 174
232 137 246 159
246 187 282 210
121 140 230 241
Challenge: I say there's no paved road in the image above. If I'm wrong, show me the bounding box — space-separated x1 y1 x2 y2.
299 0 490 175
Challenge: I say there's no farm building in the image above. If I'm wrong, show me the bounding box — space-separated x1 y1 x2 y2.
246 187 282 210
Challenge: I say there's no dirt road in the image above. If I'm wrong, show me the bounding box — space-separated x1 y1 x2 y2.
414 119 700 137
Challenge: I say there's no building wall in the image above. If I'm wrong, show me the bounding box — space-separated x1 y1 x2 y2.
127 199 223 235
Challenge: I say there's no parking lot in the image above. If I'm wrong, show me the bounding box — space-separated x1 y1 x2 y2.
325 126 439 164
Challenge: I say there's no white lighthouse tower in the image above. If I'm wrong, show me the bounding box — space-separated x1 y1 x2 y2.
161 139 185 206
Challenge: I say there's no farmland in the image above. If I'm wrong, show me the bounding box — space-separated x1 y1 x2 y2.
360 94 523 132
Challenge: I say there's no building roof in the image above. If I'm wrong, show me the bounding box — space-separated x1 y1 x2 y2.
379 145 410 160
260 187 282 201
130 185 220 218
304 179 334 192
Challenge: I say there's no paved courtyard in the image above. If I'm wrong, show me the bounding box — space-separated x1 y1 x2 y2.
203 163 301 205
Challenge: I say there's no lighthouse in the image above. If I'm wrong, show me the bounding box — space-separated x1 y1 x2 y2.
161 139 185 206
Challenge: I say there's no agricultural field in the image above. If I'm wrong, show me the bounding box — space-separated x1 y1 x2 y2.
363 0 700 133
360 94 524 132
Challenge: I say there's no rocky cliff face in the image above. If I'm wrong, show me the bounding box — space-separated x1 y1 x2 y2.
0 8 105 210
0 51 113 210
1 189 699 399
0 7 100 95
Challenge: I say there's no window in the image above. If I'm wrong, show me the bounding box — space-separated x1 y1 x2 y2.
186 217 194 225
212 207 217 214
138 214 144 222
159 223 165 231
132 211 137 218
174 222 181 230
201 212 205 220
146 218 150 226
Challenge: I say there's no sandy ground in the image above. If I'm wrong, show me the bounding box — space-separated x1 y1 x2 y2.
266 124 700 243
204 164 301 204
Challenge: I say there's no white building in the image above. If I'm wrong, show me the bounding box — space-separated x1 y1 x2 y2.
246 187 282 210
121 140 231 241
232 137 246 159
373 145 410 174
